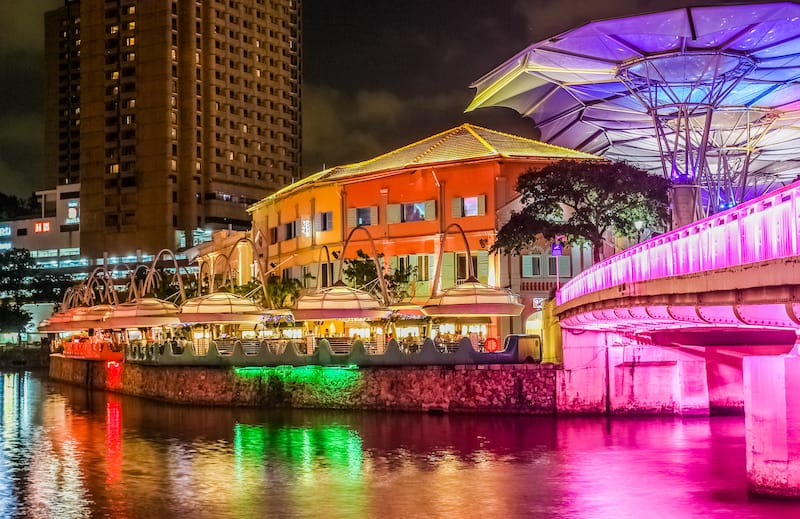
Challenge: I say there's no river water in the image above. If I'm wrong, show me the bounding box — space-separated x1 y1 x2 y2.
2 370 800 518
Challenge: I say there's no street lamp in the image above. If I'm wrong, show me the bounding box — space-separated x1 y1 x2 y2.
634 220 644 244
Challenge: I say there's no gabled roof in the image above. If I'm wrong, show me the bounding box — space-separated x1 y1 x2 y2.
249 124 597 212
326 123 597 180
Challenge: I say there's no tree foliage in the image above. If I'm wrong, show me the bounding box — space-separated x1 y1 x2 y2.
0 302 30 334
0 192 39 220
0 249 70 306
264 274 302 309
491 160 671 262
342 249 416 304
0 248 74 335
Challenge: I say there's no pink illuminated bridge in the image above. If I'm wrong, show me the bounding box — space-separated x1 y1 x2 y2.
556 181 800 334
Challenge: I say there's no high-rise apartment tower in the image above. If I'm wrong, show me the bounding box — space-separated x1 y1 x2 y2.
44 0 301 258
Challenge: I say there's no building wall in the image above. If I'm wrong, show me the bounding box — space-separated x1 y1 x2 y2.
0 185 83 269
240 156 581 340
45 0 301 258
44 1 82 189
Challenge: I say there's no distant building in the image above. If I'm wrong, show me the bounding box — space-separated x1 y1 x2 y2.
197 124 600 339
0 184 83 270
43 0 302 258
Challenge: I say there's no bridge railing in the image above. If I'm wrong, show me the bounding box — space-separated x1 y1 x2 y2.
558 182 800 305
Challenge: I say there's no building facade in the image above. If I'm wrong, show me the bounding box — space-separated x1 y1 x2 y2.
199 125 599 340
0 184 83 270
44 0 301 258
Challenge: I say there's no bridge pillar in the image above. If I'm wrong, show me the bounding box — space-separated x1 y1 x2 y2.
674 358 710 415
558 331 710 414
743 352 800 498
557 329 611 413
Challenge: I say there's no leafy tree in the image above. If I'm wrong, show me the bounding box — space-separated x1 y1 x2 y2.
0 192 39 220
491 160 671 262
0 248 37 307
0 248 74 339
0 302 30 334
342 249 416 304
264 274 302 309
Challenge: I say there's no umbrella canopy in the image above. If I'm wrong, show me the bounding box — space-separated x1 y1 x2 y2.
39 307 85 332
467 2 800 212
39 305 115 332
179 292 266 324
422 278 524 317
103 298 180 328
293 281 390 321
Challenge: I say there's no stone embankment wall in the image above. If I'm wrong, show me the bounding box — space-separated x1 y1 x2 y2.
0 346 50 369
49 356 557 414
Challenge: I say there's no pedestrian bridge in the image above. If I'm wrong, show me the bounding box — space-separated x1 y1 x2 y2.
552 182 800 497
555 181 800 339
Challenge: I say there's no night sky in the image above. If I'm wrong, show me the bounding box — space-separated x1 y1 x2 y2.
0 0 745 197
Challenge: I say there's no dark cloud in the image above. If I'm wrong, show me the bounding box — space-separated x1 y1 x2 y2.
0 1 60 196
0 2 60 55
300 0 744 174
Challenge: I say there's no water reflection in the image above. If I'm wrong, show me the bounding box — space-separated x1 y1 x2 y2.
1 370 800 518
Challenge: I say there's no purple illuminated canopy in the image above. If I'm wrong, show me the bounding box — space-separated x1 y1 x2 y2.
467 2 800 215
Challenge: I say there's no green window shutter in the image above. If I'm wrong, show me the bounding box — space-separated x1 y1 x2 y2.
522 256 533 277
387 204 401 223
424 200 436 221
370 206 378 225
389 255 398 273
451 197 462 218
347 208 356 228
477 194 486 216
477 250 489 283
559 256 572 277
440 252 455 289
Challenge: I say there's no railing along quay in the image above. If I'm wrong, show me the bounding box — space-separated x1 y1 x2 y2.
123 337 537 367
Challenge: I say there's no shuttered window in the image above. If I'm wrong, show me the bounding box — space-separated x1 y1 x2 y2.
387 201 436 223
452 195 486 217
349 206 378 227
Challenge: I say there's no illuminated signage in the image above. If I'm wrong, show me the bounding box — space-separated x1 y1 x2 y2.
0 225 10 237
34 221 51 233
0 242 11 250
65 200 80 224
301 219 312 237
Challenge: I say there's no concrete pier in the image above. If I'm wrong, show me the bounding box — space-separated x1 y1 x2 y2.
744 353 800 498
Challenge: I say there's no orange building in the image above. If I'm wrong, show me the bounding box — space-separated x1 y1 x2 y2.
200 124 597 341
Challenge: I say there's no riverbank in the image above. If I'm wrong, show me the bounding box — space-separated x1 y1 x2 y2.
49 355 557 413
0 345 49 369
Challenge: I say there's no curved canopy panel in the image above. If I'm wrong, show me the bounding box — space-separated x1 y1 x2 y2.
179 292 266 324
39 305 115 332
293 281 390 321
467 2 800 214
422 278 524 317
104 298 180 328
